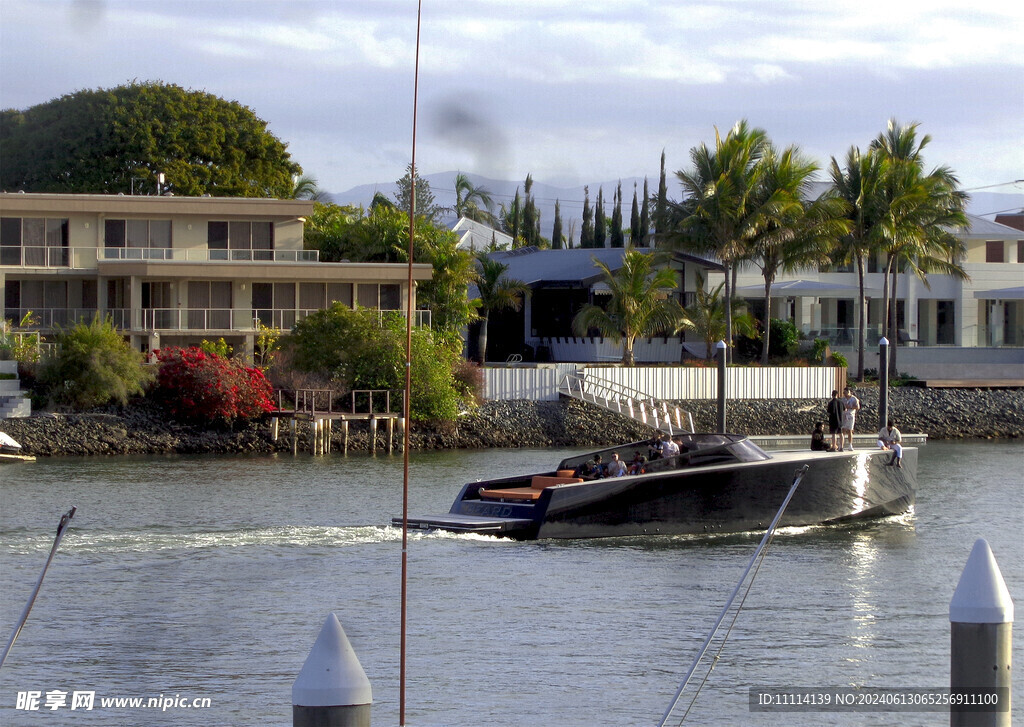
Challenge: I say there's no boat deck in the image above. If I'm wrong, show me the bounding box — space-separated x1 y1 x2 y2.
398 514 534 534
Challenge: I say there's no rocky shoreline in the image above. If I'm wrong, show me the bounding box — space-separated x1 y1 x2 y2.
1 387 1021 457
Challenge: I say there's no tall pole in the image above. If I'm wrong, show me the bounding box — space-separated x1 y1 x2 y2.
400 2 424 725
878 337 889 431
716 340 727 434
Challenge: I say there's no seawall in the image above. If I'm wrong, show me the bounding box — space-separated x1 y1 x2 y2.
1 387 1021 457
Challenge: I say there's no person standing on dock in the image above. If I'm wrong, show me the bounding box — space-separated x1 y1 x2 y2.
841 387 860 451
826 389 843 451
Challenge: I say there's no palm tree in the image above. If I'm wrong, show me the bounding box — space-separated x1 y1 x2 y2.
746 144 848 363
453 172 496 225
829 146 885 381
474 253 528 363
290 174 328 201
669 120 770 363
571 247 682 366
870 120 969 374
676 271 757 358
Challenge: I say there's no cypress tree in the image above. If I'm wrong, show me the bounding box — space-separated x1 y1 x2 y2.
640 178 650 247
630 182 641 245
655 150 668 242
610 182 624 248
594 186 606 248
523 173 539 247
581 186 594 248
552 199 564 249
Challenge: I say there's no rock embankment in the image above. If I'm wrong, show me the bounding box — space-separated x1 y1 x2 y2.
1 387 1021 457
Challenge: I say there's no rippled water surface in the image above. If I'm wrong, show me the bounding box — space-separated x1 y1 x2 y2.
1 441 1021 726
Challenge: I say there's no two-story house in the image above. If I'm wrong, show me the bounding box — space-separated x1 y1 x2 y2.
0 193 433 358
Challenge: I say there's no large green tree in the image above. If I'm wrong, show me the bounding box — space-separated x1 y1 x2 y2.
870 120 968 373
580 186 595 248
594 187 607 248
1 82 301 196
571 248 682 366
745 144 848 363
551 200 564 250
829 146 885 381
394 164 445 222
453 172 496 225
669 121 770 363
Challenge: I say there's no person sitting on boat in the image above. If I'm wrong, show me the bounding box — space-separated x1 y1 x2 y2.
607 452 627 477
649 435 664 460
811 421 833 451
628 451 647 475
575 454 604 480
877 420 903 467
662 436 680 458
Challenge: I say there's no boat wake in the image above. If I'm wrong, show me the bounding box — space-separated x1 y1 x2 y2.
2 524 409 555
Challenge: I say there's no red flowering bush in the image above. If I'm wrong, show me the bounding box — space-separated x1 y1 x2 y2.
154 346 275 424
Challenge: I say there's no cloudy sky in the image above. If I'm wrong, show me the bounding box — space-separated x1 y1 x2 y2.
2 0 1022 205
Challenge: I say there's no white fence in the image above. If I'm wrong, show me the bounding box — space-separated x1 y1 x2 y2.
483 365 846 402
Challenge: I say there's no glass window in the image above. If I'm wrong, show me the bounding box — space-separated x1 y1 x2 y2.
299 283 324 310
1017 241 1023 264
0 218 20 265
150 220 172 248
251 283 273 309
357 284 378 308
985 241 1004 263
327 283 353 307
208 221 228 250
252 222 272 249
105 220 126 247
229 222 251 250
23 218 44 246
379 284 401 310
127 220 149 248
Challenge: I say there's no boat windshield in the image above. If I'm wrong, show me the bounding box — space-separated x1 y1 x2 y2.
557 434 771 473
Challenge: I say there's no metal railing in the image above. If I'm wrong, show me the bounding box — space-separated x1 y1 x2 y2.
558 371 695 435
100 247 320 263
277 388 405 417
0 246 321 268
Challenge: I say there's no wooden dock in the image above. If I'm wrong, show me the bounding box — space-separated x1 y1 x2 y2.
271 389 404 455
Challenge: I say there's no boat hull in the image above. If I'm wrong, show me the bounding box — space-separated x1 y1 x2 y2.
401 447 916 540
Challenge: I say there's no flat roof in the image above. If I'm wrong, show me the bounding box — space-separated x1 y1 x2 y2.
0 192 314 219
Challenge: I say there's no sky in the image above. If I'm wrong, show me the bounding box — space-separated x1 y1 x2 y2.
2 0 1022 207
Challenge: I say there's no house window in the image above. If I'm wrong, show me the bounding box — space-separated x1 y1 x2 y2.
357 283 401 310
1 217 68 266
1017 241 1023 263
208 221 274 260
985 241 1004 263
105 219 172 252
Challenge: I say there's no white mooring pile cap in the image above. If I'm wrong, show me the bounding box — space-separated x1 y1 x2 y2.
949 538 1014 624
292 613 372 707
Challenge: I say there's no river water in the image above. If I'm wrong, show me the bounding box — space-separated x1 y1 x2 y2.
0 440 1021 726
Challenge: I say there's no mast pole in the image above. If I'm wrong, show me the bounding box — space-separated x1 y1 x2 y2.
400 1 424 724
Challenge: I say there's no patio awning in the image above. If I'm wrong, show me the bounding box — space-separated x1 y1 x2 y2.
973 286 1024 300
734 279 882 298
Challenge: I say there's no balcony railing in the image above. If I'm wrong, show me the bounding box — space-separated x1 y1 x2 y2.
0 246 320 268
101 248 320 263
5 306 432 333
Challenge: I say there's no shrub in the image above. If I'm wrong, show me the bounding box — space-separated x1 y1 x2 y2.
768 318 800 359
289 305 464 422
811 337 830 363
829 351 849 368
38 315 151 409
200 337 233 359
155 346 274 424
451 360 485 407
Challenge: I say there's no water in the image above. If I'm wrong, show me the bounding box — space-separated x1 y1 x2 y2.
0 441 1021 726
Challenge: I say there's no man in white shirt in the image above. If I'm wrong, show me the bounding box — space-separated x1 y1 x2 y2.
662 436 680 458
607 452 627 477
841 387 860 451
876 420 903 467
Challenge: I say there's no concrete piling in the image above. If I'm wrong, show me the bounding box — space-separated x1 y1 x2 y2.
715 340 727 434
949 538 1013 726
878 337 889 430
293 613 372 727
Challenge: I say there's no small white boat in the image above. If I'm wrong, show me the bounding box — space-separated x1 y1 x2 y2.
0 431 34 463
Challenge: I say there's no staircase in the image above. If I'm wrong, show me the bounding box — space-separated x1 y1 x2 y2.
0 361 31 418
557 371 695 435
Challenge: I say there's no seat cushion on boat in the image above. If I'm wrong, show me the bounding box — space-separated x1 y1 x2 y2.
556 469 577 478
479 487 542 501
531 475 584 490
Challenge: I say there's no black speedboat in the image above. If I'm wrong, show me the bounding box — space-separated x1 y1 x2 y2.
395 434 916 540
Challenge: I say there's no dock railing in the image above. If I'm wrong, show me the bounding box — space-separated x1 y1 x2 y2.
558 371 695 435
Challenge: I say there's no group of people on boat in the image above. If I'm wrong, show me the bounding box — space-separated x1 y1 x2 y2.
810 388 903 467
573 450 651 480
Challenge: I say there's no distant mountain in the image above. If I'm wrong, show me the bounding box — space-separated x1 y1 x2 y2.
327 174 1024 244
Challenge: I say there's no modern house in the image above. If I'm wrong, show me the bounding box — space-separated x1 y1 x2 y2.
0 193 433 358
723 214 1024 350
452 217 513 252
470 246 723 363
